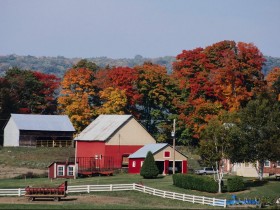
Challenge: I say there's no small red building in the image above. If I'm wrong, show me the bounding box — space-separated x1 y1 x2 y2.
74 115 156 175
48 161 75 179
128 143 188 175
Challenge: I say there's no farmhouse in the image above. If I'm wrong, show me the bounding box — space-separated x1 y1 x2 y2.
4 114 75 147
128 143 188 174
223 160 280 178
74 114 156 175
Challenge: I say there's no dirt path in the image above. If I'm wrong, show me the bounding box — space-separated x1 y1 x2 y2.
0 194 131 205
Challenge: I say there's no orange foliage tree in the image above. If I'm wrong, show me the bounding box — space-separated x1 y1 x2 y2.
58 65 99 132
265 67 280 100
172 40 266 143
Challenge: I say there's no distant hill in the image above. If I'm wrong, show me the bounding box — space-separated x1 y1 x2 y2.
0 54 175 77
0 54 279 77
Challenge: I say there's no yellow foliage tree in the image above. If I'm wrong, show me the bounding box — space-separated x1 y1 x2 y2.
57 67 98 132
97 87 127 115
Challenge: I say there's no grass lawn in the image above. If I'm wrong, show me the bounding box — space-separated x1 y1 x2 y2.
0 173 280 209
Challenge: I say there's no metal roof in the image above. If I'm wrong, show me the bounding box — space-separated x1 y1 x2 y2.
128 143 168 158
11 114 75 132
75 114 133 141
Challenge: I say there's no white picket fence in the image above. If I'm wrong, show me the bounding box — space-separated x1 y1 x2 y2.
0 183 226 208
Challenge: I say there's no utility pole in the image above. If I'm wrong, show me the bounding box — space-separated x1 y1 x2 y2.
171 119 176 174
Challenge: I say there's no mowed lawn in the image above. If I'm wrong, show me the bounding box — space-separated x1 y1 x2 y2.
0 173 280 209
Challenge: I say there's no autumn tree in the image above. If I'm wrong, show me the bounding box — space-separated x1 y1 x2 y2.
94 66 140 115
97 87 127 115
172 40 266 143
134 62 177 142
265 67 280 100
58 60 99 132
0 67 60 145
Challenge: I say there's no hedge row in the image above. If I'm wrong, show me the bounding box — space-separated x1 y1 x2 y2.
173 174 218 193
227 176 245 192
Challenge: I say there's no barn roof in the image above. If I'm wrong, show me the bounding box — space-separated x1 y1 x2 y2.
128 143 168 158
10 114 75 132
75 115 133 141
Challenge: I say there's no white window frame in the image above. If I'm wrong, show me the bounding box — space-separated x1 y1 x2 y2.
67 166 74 176
276 161 280 168
141 161 144 167
57 165 65 176
132 161 136 168
264 160 270 167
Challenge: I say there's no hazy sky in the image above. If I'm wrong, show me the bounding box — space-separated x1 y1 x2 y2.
1 0 279 58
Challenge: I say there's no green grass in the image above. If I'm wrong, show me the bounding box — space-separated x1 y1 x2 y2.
0 147 75 169
1 174 280 209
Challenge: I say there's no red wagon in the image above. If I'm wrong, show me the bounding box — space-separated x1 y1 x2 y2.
25 181 67 201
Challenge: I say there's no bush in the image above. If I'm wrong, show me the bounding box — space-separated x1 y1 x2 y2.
227 176 245 192
140 151 159 179
173 174 218 193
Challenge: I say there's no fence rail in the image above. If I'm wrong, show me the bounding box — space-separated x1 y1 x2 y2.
0 183 226 208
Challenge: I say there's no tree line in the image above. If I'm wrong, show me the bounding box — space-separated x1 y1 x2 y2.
0 40 280 181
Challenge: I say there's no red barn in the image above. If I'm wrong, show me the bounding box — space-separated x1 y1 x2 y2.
48 161 75 179
74 115 156 176
128 143 188 175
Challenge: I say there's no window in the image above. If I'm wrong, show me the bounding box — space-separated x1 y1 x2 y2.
244 162 250 167
164 151 170 158
132 161 136 168
141 161 144 167
68 166 74 176
264 160 270 167
57 165 64 176
277 161 280 168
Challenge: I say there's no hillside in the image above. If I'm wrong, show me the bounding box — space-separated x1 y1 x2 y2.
0 54 175 77
0 147 75 178
2 54 279 77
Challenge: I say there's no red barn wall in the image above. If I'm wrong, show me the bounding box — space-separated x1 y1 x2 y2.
105 145 143 168
76 141 105 158
48 164 55 179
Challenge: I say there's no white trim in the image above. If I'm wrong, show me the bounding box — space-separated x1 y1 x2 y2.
67 165 74 176
57 165 65 176
54 163 57 178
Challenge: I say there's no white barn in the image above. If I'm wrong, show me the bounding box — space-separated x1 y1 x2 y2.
4 114 75 147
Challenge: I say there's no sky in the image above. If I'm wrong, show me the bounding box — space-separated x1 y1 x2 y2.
0 0 280 59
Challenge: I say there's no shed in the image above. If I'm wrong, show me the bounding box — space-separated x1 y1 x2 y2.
74 114 156 175
48 161 75 179
128 143 188 174
4 114 75 147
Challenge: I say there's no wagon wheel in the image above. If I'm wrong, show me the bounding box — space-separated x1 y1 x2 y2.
53 197 60 202
28 197 35 202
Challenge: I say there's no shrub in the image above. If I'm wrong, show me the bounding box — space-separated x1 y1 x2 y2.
227 176 245 192
173 174 218 193
140 151 159 179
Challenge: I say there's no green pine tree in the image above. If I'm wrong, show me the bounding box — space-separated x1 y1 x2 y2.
140 151 159 179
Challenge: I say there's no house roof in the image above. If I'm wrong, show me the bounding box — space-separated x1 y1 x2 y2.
128 143 168 158
75 114 133 141
10 114 75 132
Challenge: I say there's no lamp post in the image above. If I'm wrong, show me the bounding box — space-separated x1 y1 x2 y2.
171 119 176 174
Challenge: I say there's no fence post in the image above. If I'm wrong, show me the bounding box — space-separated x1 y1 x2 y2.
133 183 135 190
213 198 215 206
202 196 205 205
143 186 146 193
110 184 113 191
224 199 227 208
18 188 21 196
183 194 185 201
87 185 90 193
192 195 195 203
